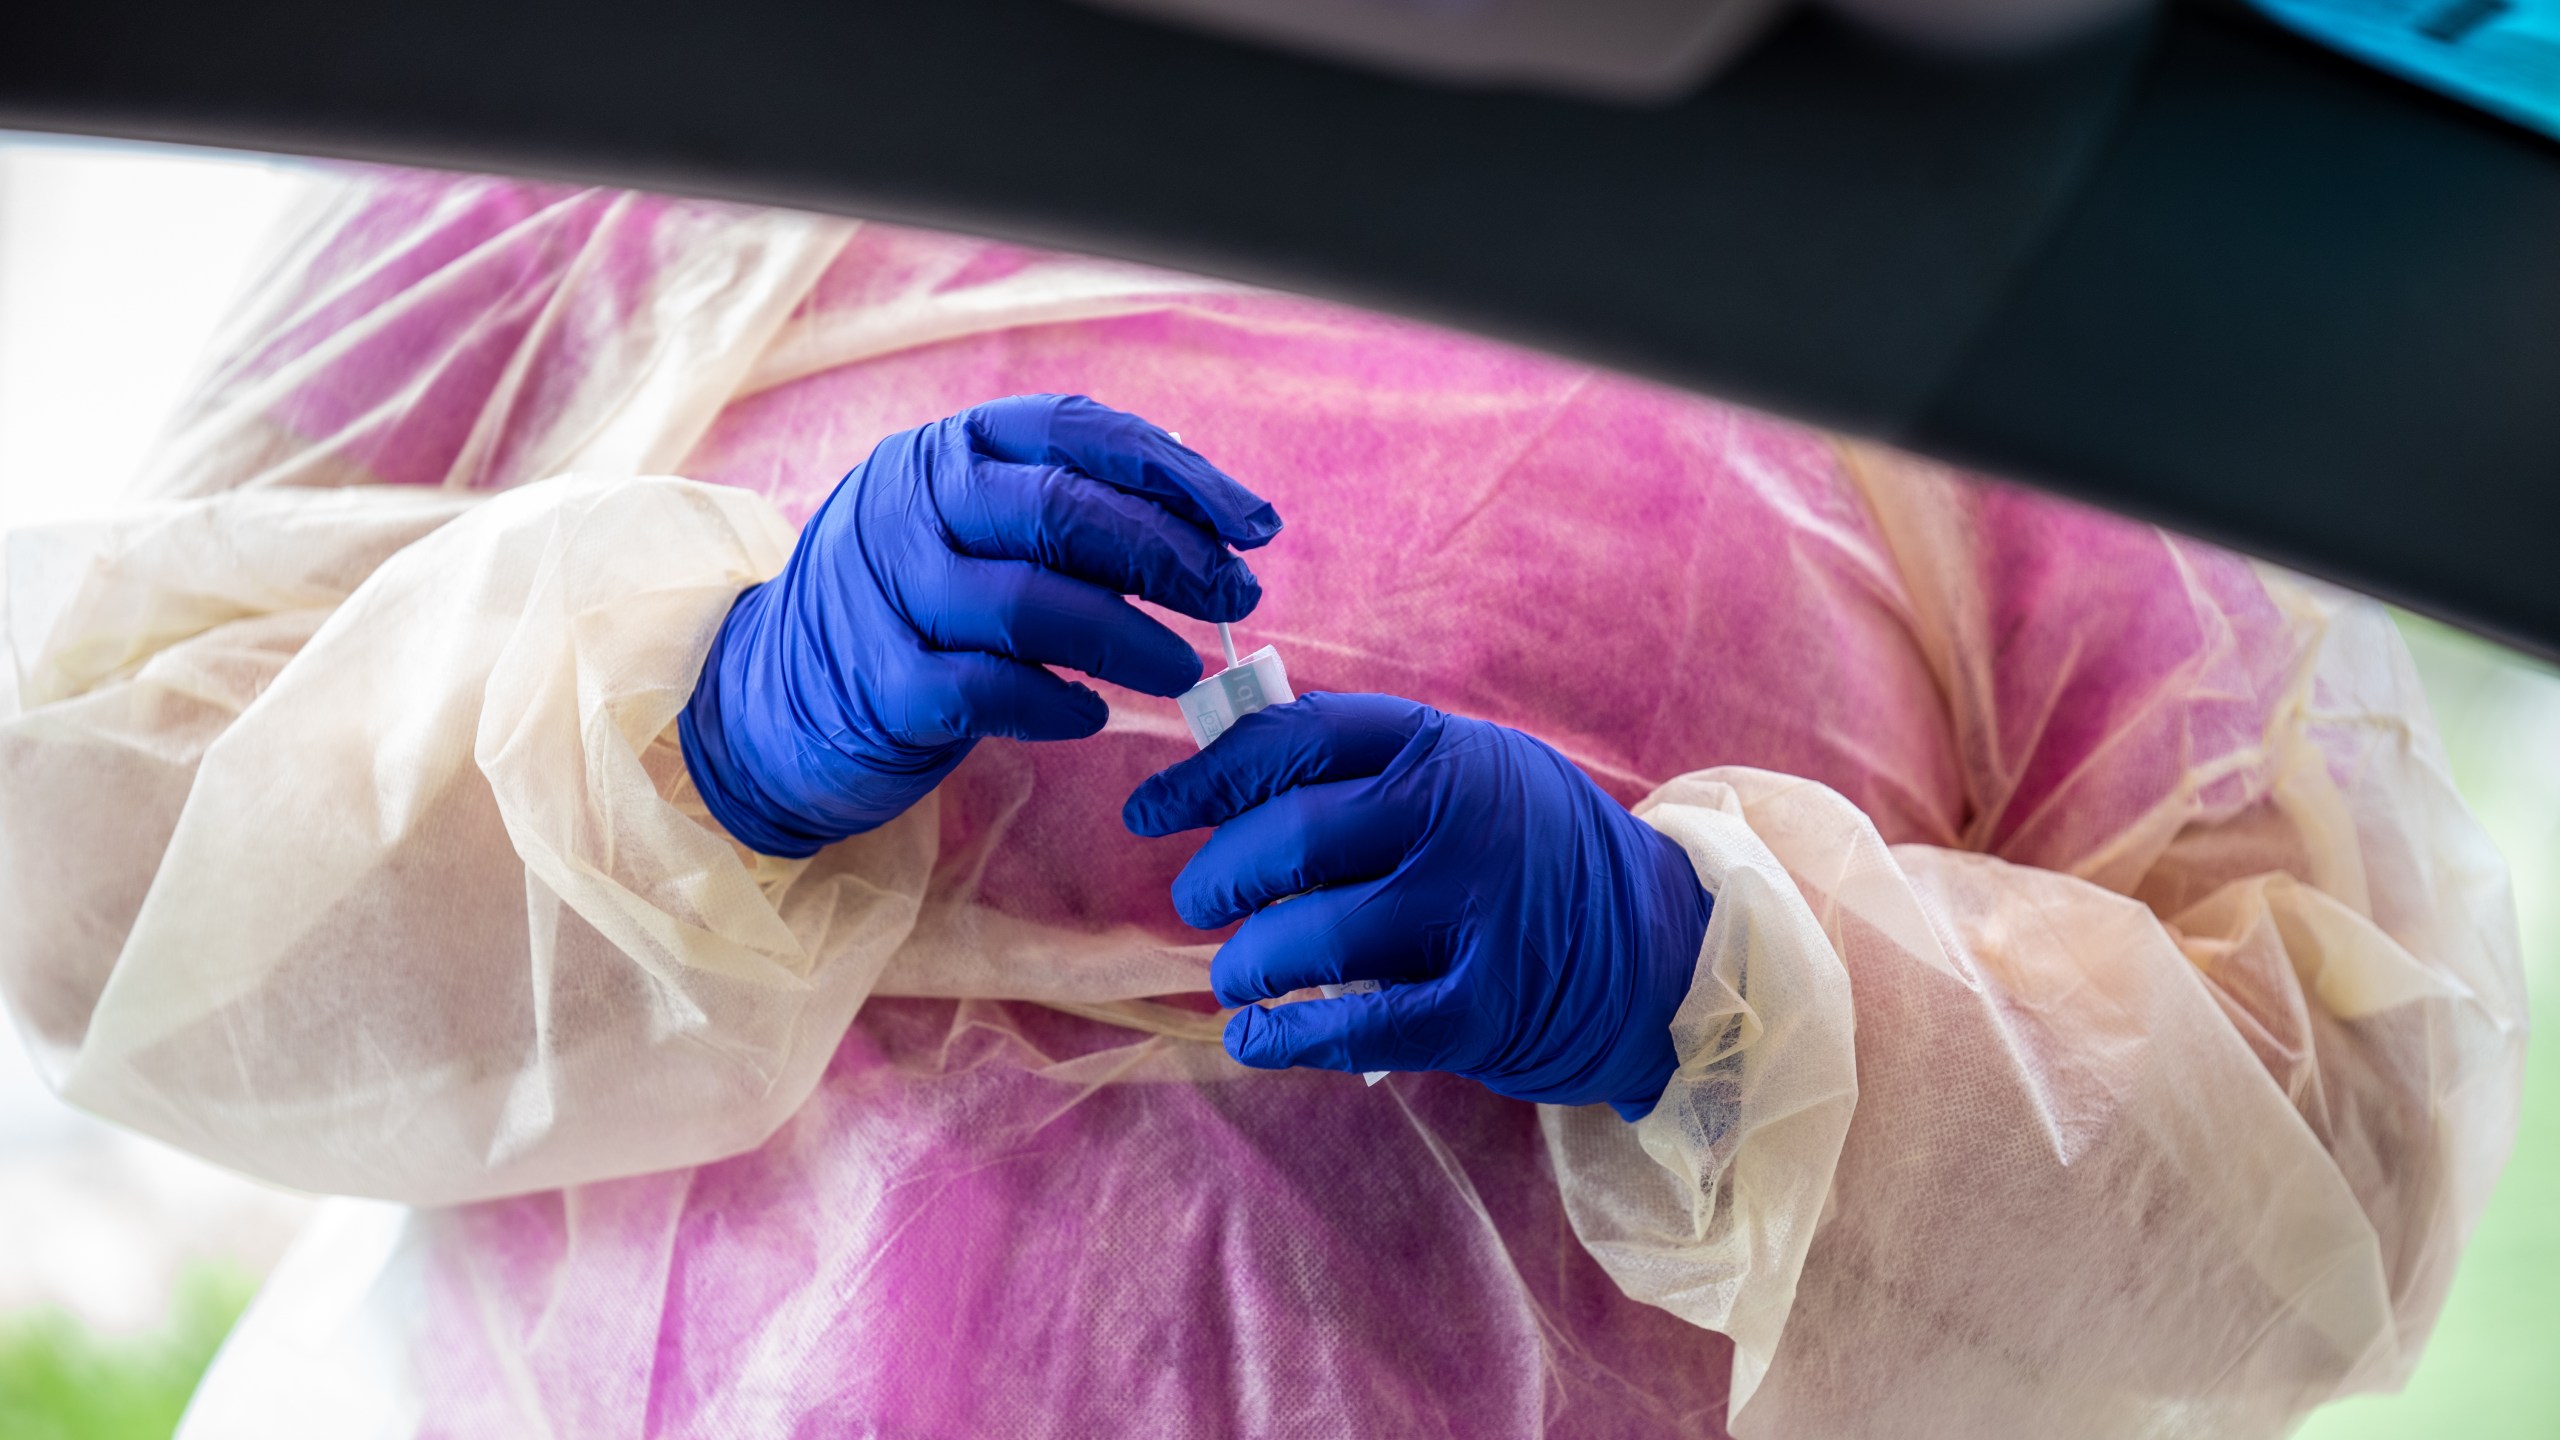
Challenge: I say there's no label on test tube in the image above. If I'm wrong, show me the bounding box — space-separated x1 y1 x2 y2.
1318 981 1390 1086
1177 643 1293 748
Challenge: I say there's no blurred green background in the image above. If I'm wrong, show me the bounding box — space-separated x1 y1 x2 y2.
2296 616 2560 1440
0 1267 254 1440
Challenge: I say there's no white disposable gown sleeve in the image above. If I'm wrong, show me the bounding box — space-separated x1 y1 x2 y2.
1545 573 2524 1438
0 477 935 1206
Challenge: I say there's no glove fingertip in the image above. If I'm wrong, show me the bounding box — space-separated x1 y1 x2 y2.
1122 766 1205 836
1132 647 1206 699
1171 872 1222 933
1066 683 1109 732
1223 504 1283 550
1223 1006 1286 1070
1121 787 1162 836
1207 566 1264 623
1013 681 1108 742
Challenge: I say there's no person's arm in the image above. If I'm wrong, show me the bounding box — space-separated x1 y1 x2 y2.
3 380 1284 1207
1124 694 1857 1412
0 485 478 1070
0 164 867 1202
1651 572 2517 1435
0 476 943 1205
1132 478 2521 1435
1836 445 2525 1404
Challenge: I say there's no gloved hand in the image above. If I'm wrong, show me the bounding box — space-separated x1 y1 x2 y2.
1123 693 1713 1119
682 394 1281 857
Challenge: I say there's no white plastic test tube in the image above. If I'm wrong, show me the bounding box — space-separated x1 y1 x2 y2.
1176 627 1292 749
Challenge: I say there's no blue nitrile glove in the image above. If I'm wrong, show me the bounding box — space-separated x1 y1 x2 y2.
1122 693 1713 1120
682 394 1281 857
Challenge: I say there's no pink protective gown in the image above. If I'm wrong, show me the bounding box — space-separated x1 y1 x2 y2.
0 172 2523 1440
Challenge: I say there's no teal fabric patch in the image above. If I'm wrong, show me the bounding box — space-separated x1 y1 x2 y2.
2253 0 2560 140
